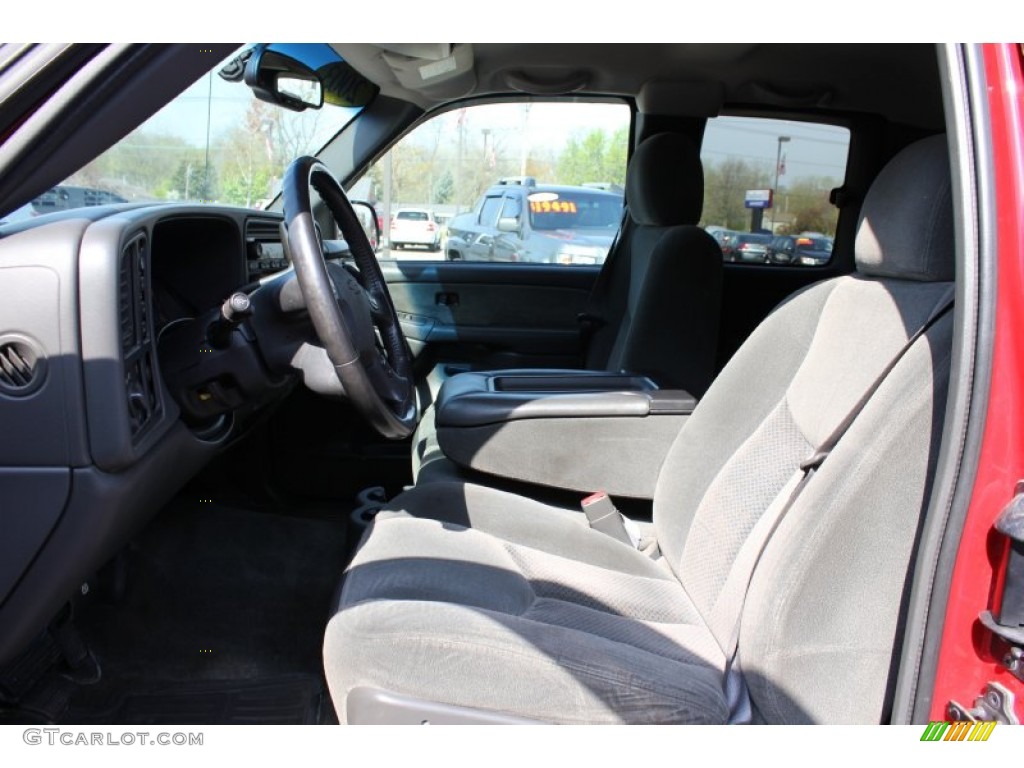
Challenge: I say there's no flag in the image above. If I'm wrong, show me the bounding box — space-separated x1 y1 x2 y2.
778 154 787 175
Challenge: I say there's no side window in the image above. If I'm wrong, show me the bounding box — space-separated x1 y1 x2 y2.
500 194 521 222
700 116 850 267
357 101 630 263
478 196 504 227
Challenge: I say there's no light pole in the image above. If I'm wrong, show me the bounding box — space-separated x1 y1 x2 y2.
773 135 790 231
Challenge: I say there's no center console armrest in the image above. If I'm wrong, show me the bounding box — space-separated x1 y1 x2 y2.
647 390 698 414
433 369 696 499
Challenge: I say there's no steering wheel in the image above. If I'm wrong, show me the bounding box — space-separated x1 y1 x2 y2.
281 156 417 439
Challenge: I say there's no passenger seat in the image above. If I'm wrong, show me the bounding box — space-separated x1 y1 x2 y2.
413 132 724 482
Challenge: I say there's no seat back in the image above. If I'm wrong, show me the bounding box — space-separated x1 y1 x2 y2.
652 135 955 722
585 133 723 395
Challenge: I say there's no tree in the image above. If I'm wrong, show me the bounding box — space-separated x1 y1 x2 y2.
65 130 195 201
171 155 217 201
216 99 276 207
555 126 628 187
433 170 454 205
781 176 840 235
702 158 773 230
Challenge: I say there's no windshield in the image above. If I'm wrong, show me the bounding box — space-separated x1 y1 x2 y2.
527 190 623 231
44 48 363 214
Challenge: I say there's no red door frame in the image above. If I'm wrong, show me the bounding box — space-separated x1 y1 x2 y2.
929 43 1024 721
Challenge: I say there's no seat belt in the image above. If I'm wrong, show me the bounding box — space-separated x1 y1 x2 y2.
581 491 642 548
577 207 631 362
708 285 955 667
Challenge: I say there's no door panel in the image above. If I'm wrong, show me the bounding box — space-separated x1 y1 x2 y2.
380 260 598 372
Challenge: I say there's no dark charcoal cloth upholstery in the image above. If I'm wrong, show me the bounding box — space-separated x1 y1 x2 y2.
626 132 704 227
855 134 954 282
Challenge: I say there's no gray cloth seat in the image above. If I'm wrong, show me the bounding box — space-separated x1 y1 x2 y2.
413 132 723 484
335 482 729 723
326 135 955 724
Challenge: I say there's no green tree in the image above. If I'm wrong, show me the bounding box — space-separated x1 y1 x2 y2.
216 99 276 207
555 126 628 187
433 170 454 204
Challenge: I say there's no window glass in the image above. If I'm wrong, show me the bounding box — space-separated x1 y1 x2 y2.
500 194 521 220
40 50 361 214
356 101 630 263
700 116 850 266
527 190 622 231
479 196 505 227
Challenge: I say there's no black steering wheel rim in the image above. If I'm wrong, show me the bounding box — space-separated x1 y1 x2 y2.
282 156 417 439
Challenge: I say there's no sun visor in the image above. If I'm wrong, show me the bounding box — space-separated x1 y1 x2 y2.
380 43 476 99
637 80 724 117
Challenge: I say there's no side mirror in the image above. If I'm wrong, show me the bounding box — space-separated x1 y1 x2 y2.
350 200 381 252
497 216 520 233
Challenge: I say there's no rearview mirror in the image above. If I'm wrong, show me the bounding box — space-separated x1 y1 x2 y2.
275 74 322 110
221 44 378 112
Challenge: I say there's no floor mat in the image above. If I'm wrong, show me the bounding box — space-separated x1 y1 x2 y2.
66 674 327 725
67 501 348 724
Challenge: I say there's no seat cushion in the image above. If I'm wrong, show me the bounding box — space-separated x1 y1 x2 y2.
326 482 728 724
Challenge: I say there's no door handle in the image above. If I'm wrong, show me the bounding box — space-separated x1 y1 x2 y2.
435 292 459 306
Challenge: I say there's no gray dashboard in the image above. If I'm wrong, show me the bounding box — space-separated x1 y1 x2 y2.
0 203 284 664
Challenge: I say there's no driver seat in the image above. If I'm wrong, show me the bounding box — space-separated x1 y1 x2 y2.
324 135 955 724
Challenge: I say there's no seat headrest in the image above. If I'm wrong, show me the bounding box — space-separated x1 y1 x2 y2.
855 135 954 282
626 133 703 227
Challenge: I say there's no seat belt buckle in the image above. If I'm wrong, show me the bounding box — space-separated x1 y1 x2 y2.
582 492 639 547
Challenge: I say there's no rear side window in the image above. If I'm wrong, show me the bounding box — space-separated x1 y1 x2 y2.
700 116 849 267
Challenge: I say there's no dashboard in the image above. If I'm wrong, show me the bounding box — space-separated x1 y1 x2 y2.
0 202 296 665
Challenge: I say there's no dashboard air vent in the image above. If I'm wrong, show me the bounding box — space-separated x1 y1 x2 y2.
119 248 135 350
246 218 281 240
119 232 160 438
0 337 45 396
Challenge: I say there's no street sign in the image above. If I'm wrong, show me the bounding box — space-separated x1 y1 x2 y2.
745 189 774 209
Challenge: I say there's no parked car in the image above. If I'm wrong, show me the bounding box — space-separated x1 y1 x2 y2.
31 184 127 212
389 208 440 251
0 42 1022 734
445 180 623 263
766 234 796 264
794 233 834 266
721 231 773 263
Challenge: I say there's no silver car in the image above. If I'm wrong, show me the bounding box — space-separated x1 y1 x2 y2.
446 180 623 264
